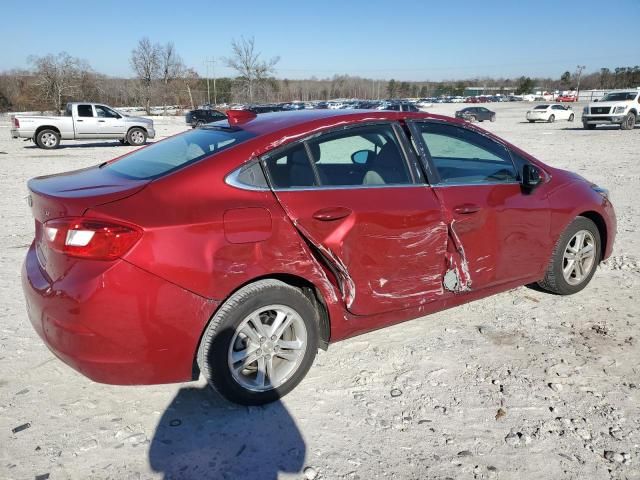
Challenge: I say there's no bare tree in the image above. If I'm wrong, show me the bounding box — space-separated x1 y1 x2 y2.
225 36 279 102
181 68 199 109
159 42 184 113
130 37 161 114
28 52 90 114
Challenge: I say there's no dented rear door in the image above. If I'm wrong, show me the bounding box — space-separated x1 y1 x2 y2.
263 123 448 316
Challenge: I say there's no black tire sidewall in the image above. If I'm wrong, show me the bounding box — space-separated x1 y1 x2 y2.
549 217 601 295
36 129 60 149
201 283 319 405
127 128 147 145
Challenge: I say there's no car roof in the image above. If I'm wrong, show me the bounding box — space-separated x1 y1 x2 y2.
209 109 442 138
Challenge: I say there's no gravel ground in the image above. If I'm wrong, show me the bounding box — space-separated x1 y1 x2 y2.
0 103 639 480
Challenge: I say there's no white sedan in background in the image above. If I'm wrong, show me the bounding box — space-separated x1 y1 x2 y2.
526 104 575 123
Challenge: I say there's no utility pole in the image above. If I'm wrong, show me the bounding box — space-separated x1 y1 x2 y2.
576 65 586 100
204 59 211 106
212 58 217 106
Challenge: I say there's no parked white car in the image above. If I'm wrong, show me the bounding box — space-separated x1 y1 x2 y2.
526 104 575 123
10 102 156 149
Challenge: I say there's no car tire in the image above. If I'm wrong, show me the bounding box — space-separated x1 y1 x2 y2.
35 129 60 149
538 216 601 295
197 279 319 406
126 127 147 146
548 114 555 123
568 113 575 122
620 112 636 130
467 115 477 122
583 123 596 130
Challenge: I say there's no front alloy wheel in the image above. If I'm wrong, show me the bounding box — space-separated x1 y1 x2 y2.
538 216 601 295
562 230 596 286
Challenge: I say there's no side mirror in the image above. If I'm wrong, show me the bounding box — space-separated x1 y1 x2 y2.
522 164 542 192
593 99 599 102
351 149 373 165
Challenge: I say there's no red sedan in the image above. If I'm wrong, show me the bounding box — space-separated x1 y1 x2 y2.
22 109 616 405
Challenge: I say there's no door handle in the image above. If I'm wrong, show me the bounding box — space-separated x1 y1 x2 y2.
453 203 481 214
76 119 83 122
312 206 352 221
98 120 105 122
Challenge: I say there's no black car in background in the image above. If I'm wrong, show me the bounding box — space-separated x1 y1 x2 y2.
381 102 419 112
185 108 227 127
455 107 496 122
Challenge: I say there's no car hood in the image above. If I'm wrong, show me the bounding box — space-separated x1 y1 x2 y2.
124 115 153 125
590 100 634 108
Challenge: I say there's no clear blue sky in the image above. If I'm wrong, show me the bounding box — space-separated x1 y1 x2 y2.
2 0 639 81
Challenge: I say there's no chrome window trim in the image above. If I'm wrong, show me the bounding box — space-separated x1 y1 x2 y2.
271 183 429 193
431 181 521 188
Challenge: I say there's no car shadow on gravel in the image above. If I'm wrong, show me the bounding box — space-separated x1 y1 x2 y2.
149 385 305 479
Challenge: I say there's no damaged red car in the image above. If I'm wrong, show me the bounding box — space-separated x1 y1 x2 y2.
22 109 616 405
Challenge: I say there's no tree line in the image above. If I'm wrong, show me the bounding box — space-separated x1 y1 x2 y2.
1 37 639 113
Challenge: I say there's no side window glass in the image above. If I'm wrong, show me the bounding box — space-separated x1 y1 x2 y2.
232 162 268 189
77 105 94 117
419 123 517 184
263 144 316 189
95 105 119 118
306 124 412 186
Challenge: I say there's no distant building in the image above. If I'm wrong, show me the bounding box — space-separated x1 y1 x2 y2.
463 86 516 96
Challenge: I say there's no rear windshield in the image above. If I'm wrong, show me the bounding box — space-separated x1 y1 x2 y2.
534 105 548 110
104 127 255 179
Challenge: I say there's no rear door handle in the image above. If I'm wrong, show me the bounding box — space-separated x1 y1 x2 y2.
76 119 83 122
312 206 352 221
453 203 481 214
98 120 105 122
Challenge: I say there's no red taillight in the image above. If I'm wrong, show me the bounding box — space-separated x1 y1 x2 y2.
42 217 142 260
13 117 20 128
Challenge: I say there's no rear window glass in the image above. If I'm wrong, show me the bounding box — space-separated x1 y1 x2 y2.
104 127 255 179
534 105 548 110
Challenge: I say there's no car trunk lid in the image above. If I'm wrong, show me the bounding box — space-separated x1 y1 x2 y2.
27 166 148 280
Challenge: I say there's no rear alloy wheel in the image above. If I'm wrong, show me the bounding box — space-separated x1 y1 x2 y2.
538 216 601 295
620 112 636 130
548 114 555 123
197 279 319 405
467 115 477 122
36 129 60 149
568 113 575 122
126 127 147 146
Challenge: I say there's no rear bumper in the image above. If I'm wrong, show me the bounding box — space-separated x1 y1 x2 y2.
22 243 218 385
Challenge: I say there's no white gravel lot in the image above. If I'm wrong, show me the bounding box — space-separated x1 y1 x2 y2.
0 103 639 480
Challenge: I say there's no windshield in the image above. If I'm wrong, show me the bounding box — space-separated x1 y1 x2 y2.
104 127 256 179
601 92 637 102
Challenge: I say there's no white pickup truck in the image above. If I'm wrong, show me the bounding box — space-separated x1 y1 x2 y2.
581 90 640 130
10 102 156 149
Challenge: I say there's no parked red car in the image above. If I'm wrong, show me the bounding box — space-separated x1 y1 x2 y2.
556 95 577 102
22 109 615 405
